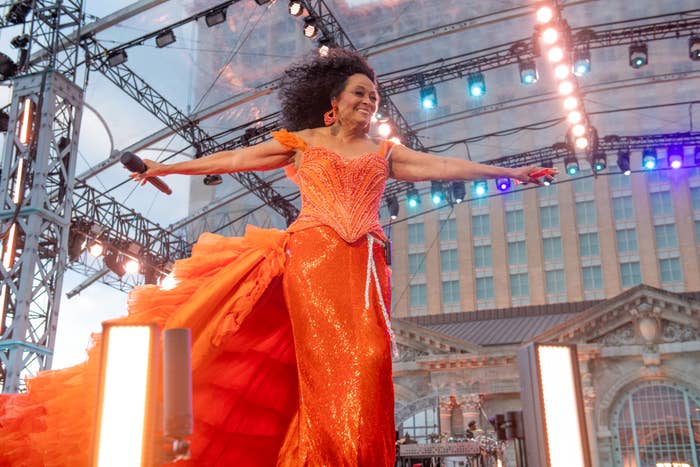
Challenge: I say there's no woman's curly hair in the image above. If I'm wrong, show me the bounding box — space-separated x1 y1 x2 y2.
278 49 377 131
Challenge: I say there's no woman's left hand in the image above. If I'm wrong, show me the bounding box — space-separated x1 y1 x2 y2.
509 166 558 185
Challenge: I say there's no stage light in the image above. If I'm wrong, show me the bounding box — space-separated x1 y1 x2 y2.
104 250 126 277
567 110 582 124
642 147 657 170
406 187 421 207
575 136 589 150
10 34 30 49
106 50 128 67
629 43 648 68
564 155 579 175
0 110 8 132
68 231 86 262
573 49 591 76
496 177 511 192
155 30 176 48
18 97 34 145
288 0 303 16
0 53 19 81
451 181 466 203
303 16 318 38
571 123 586 137
543 177 553 186
202 174 223 186
389 136 401 145
5 0 32 25
695 146 700 165
205 8 227 27
536 4 554 24
317 36 332 57
690 36 700 61
88 241 104 257
554 63 569 80
467 73 486 97
563 96 578 111
124 258 140 274
542 27 559 45
254 0 272 4
93 323 159 467
377 122 392 138
431 181 445 204
519 60 538 85
473 179 488 197
160 273 178 290
592 151 607 172
386 195 399 219
547 46 564 63
667 145 683 169
558 80 574 95
420 85 437 109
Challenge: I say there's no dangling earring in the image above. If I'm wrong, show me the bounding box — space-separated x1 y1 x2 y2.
323 103 337 126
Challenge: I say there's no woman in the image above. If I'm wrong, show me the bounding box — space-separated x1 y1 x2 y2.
0 49 552 467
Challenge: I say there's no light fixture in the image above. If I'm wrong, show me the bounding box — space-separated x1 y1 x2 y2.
317 36 332 57
68 231 86 262
377 122 392 138
690 36 700 61
496 177 511 192
254 0 272 4
288 0 303 16
0 110 9 132
104 250 126 277
519 59 538 85
155 30 176 48
571 123 586 137
567 110 582 124
563 96 578 111
10 34 30 49
473 179 488 197
542 27 559 45
203 174 223 186
535 4 554 24
389 136 401 145
629 43 648 68
467 72 486 97
106 50 128 67
205 7 227 27
547 46 564 62
558 80 574 95
5 0 32 25
88 241 104 257
642 147 657 170
564 155 579 175
451 181 465 203
0 53 19 80
573 49 591 76
386 195 399 219
575 136 589 150
617 149 631 175
553 63 569 80
667 145 683 169
431 181 445 205
303 16 318 38
518 343 592 467
592 151 607 172
18 97 34 145
124 258 140 274
406 187 421 207
695 146 700 165
420 85 437 109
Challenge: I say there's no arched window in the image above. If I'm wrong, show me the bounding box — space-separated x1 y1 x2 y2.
398 406 439 444
611 380 700 467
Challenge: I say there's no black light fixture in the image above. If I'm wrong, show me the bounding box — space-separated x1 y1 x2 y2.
451 181 466 203
430 181 445 205
10 34 30 49
518 59 538 85
205 8 227 27
5 0 32 25
629 43 648 68
254 0 272 4
406 187 421 207
318 36 332 57
203 174 223 186
0 110 9 132
695 146 700 165
155 30 176 48
104 250 126 277
616 149 631 176
564 154 579 176
591 151 606 172
573 49 591 76
386 195 399 220
0 53 19 81
303 16 318 38
107 50 128 67
689 36 700 61
288 0 303 16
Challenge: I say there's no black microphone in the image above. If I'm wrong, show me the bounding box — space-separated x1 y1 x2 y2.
120 151 172 195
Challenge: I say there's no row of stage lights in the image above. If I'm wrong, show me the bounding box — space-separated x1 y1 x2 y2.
287 1 335 57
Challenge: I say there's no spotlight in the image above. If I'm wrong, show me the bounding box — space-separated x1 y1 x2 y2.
5 0 32 25
616 149 631 175
124 258 140 274
536 4 554 23
104 250 126 277
451 181 466 203
563 96 578 111
571 123 586 137
203 174 223 186
592 151 607 172
68 231 86 262
473 179 488 197
0 53 19 81
575 136 589 150
519 59 538 85
0 110 9 132
318 36 332 57
205 8 227 27
558 80 574 95
642 147 657 170
288 0 303 16
573 49 591 76
420 85 437 109
431 181 445 204
695 146 700 165
542 27 559 45
10 34 30 49
406 187 421 207
567 110 582 124
690 36 700 61
565 155 579 175
254 0 272 4
155 30 176 48
386 195 399 219
629 43 648 68
106 50 128 67
377 122 392 138
88 241 104 257
496 177 511 192
303 16 318 38
554 63 569 80
467 72 486 97
389 136 401 145
547 46 564 63
667 145 683 169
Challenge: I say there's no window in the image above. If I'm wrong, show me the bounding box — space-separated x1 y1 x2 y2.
659 257 683 283
510 273 529 297
543 236 562 262
508 240 527 265
546 269 566 294
655 224 678 250
472 214 490 238
504 189 523 203
650 191 673 217
616 228 638 253
620 261 642 288
408 253 425 275
473 245 492 269
440 218 457 242
576 200 597 226
612 196 635 221
409 284 427 308
505 209 524 233
476 276 494 300
440 249 458 272
611 381 700 467
579 232 600 257
609 173 631 190
573 170 593 193
442 280 460 305
400 406 439 444
582 265 603 290
408 223 424 245
540 205 559 230
691 187 700 212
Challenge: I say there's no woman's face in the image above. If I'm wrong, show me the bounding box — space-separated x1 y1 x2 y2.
333 73 379 127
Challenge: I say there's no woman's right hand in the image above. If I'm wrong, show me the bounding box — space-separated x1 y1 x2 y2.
130 159 167 185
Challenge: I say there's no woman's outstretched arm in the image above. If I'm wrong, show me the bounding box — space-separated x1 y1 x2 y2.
389 144 554 185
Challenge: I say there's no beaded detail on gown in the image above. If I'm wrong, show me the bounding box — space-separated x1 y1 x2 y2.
0 130 396 467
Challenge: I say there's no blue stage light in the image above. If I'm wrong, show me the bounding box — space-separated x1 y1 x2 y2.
451 181 466 204
667 145 683 169
431 181 444 205
642 148 657 170
420 85 437 109
573 49 591 77
473 180 488 197
592 151 607 172
496 177 511 192
519 60 538 85
565 155 579 176
617 149 631 176
468 72 486 97
406 187 421 207
629 43 648 69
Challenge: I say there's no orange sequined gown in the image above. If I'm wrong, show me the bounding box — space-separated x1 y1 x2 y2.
0 130 396 467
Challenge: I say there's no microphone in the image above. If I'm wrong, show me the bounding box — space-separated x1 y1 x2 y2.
120 151 172 195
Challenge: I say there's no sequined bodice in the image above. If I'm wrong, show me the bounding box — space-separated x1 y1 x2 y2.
290 147 388 243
